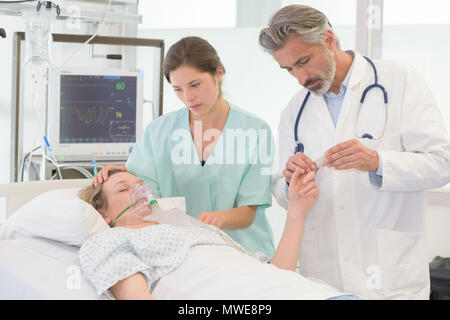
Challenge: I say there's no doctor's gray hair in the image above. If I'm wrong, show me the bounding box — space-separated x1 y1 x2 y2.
259 4 341 52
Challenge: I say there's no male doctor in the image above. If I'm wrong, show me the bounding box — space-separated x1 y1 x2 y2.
260 4 450 299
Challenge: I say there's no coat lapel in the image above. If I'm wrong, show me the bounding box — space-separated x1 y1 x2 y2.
335 51 372 140
307 93 335 136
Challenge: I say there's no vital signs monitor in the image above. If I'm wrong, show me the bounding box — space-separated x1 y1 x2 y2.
48 68 143 162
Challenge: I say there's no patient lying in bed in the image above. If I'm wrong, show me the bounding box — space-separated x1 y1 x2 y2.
78 170 357 300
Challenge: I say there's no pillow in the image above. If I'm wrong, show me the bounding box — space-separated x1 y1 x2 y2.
0 188 109 246
0 188 188 247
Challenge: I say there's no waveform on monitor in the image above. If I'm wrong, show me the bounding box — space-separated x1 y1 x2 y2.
61 105 115 124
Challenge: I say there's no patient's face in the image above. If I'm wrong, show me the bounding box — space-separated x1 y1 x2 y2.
100 172 146 227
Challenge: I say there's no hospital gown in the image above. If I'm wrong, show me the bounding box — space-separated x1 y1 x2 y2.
79 224 231 298
79 223 346 300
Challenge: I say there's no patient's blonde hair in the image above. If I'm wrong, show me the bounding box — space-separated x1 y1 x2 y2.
78 169 124 212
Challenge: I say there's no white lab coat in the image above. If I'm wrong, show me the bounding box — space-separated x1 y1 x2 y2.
272 51 450 300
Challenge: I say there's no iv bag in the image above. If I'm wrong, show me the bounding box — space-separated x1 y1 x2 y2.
22 5 58 68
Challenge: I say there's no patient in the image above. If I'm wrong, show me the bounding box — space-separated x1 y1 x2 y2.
78 169 358 300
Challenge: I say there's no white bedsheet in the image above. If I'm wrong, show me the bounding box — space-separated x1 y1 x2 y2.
0 236 344 300
0 236 97 299
152 245 344 300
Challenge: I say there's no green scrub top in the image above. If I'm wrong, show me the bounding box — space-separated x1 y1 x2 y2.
126 104 275 256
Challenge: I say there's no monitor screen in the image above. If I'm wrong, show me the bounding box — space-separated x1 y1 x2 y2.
48 68 143 162
59 74 137 144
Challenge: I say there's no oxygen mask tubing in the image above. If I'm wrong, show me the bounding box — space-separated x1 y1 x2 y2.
110 183 158 227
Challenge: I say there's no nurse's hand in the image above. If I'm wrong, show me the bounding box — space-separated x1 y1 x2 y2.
288 168 319 217
324 139 379 172
92 164 127 187
197 211 226 229
283 152 317 184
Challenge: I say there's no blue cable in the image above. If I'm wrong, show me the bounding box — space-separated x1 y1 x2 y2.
91 153 98 175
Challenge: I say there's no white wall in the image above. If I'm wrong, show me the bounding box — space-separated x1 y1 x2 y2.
426 202 450 260
281 0 356 25
383 0 450 25
383 25 450 138
139 0 237 29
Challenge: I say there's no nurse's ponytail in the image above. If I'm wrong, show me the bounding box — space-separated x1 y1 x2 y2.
163 36 225 89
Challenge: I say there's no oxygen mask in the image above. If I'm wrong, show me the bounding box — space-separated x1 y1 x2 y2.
110 183 157 227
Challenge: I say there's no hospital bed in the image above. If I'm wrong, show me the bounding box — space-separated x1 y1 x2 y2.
1 179 449 300
0 178 190 300
0 179 98 299
0 179 341 301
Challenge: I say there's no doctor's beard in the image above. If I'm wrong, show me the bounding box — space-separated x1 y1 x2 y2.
308 47 336 96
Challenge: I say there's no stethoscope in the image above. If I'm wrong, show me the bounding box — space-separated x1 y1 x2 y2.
294 56 388 154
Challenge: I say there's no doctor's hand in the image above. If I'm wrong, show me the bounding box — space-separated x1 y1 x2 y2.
324 139 379 172
288 168 319 217
92 163 127 187
283 152 317 184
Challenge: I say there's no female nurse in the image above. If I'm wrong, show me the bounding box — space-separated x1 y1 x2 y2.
93 36 275 256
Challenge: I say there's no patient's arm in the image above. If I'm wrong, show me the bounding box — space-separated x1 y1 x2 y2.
271 170 318 271
197 205 257 229
110 272 155 300
270 211 306 271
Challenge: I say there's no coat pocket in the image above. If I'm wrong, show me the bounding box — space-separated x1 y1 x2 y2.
360 132 402 151
376 228 429 294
